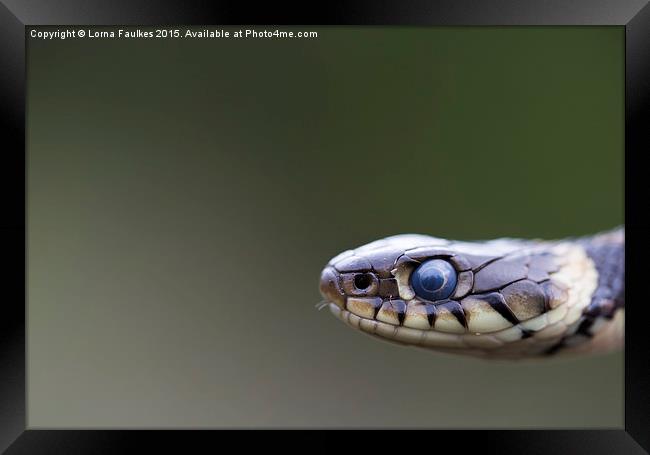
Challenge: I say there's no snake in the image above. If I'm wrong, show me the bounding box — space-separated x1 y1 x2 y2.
318 227 624 360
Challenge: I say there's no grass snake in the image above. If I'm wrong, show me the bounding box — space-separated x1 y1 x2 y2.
318 227 624 360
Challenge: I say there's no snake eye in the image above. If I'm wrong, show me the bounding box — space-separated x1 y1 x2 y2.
410 259 457 302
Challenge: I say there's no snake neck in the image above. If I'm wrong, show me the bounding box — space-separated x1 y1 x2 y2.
578 227 625 317
544 227 624 355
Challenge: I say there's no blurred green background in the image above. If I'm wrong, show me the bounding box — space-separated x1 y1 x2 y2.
27 26 623 428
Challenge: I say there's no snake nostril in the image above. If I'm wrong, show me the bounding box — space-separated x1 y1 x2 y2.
354 273 373 290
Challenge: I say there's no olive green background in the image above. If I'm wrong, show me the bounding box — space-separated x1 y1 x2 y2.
27 26 623 428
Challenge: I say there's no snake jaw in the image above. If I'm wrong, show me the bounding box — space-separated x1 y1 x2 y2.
319 232 622 359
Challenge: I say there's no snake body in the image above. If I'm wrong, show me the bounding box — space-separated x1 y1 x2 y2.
319 227 624 359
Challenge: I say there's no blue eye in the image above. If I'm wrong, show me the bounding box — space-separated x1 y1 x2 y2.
411 259 457 302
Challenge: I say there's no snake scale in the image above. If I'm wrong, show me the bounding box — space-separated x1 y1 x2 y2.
319 227 624 359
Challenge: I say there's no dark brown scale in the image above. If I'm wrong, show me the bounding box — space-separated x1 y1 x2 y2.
521 329 534 339
472 256 529 293
369 248 403 278
478 292 521 326
390 299 407 325
437 300 467 328
371 298 383 319
575 318 596 338
404 247 454 261
540 280 569 310
500 280 546 321
528 254 559 275
447 255 472 271
425 304 438 327
464 254 501 271
334 255 373 273
378 278 399 298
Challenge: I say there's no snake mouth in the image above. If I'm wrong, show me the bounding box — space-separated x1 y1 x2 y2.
329 303 472 350
328 296 584 359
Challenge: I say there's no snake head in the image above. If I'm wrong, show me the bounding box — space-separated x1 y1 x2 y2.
319 233 599 359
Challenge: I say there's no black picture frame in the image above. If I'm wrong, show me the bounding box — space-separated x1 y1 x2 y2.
1 1 648 453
